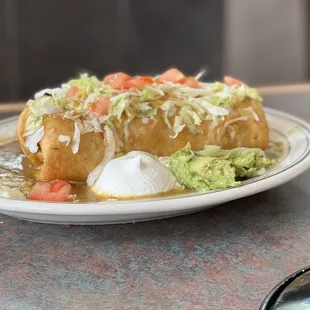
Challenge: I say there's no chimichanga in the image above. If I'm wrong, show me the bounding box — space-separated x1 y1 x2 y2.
17 70 269 181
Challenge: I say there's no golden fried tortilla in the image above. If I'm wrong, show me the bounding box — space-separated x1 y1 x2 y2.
18 97 269 181
117 98 269 155
18 108 105 181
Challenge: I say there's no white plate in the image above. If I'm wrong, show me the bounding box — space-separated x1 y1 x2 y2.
0 107 310 225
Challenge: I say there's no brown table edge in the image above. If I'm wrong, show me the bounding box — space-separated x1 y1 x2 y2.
0 84 309 112
0 102 25 112
256 83 310 95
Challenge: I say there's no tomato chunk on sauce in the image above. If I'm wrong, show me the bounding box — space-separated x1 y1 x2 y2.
28 180 73 202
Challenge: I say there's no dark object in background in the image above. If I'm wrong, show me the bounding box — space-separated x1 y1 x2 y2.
260 266 310 309
0 0 223 101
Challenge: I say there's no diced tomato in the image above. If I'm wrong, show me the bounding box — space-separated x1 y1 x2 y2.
67 86 80 98
181 77 199 88
28 179 72 202
91 96 111 116
155 68 185 83
224 76 243 86
51 180 68 192
103 72 131 89
123 76 153 89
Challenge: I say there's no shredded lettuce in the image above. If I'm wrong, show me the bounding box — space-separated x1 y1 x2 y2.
108 123 123 152
28 97 63 116
198 100 229 116
63 111 82 121
234 84 262 101
67 74 102 96
179 107 202 134
72 120 82 154
160 101 177 129
137 102 153 111
142 86 164 100
82 118 102 134
171 116 185 139
24 73 263 150
175 100 205 115
138 107 157 118
87 126 116 186
25 126 45 153
159 98 231 137
195 145 228 157
244 107 260 122
136 103 158 117
24 114 43 136
34 88 64 100
111 96 127 120
84 90 101 107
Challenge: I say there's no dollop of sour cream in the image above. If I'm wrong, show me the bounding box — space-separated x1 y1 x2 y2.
92 151 179 197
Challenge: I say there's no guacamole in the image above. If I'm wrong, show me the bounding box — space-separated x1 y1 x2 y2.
169 144 275 192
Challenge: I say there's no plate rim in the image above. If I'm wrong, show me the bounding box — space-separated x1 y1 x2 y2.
0 107 310 216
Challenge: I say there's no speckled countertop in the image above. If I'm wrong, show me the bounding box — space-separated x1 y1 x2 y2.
1 90 310 310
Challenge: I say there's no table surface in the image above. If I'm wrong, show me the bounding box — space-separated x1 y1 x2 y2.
1 88 310 310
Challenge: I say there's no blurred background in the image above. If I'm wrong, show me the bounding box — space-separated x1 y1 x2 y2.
0 0 309 101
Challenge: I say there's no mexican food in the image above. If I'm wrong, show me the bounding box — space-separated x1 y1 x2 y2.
9 68 275 201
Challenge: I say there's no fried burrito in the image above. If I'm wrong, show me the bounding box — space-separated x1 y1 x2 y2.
18 69 269 182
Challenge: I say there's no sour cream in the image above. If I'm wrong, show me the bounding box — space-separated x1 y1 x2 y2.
92 151 179 197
